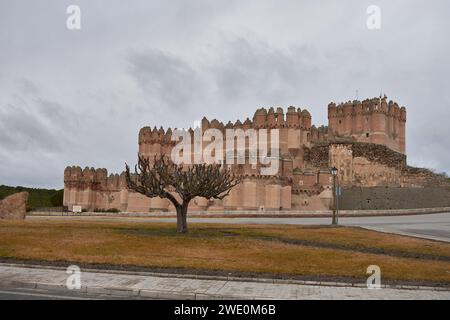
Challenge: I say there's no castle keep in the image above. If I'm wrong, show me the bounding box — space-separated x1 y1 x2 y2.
63 96 449 212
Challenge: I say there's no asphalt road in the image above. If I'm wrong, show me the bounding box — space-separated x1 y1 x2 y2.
340 213 450 242
0 286 151 300
180 212 450 242
29 212 450 242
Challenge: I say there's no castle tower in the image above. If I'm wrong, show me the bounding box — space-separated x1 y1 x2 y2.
328 96 406 154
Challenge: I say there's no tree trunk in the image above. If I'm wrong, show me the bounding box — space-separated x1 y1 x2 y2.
176 202 189 233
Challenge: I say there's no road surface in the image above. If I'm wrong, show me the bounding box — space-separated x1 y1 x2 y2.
0 286 151 300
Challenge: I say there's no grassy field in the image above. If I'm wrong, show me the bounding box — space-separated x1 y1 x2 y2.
0 219 449 286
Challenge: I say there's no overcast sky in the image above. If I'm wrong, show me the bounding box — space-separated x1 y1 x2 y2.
1 0 449 189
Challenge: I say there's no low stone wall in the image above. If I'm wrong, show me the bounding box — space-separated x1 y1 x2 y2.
340 187 450 210
28 207 450 218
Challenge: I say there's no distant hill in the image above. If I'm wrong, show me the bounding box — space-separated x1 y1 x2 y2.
0 185 63 211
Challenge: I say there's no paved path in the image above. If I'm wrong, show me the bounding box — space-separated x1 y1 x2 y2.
0 264 448 300
29 212 450 242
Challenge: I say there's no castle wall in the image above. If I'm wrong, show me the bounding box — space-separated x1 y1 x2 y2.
127 192 152 212
265 184 281 210
242 180 258 210
281 186 292 209
291 189 332 210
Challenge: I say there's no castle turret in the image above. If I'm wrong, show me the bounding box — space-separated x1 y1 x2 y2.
225 121 234 129
301 109 311 129
276 107 284 127
243 118 253 130
253 108 267 128
267 107 276 127
286 106 299 127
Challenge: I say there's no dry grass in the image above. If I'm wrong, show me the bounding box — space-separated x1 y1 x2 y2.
0 219 449 285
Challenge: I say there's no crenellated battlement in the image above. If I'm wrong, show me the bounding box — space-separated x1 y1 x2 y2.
310 125 329 144
138 106 315 147
138 107 317 158
138 126 174 145
252 106 312 129
64 166 126 191
328 96 406 121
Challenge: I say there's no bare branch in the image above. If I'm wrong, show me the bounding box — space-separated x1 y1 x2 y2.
125 154 241 233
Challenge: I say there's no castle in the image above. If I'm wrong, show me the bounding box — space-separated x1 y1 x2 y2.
63 96 450 212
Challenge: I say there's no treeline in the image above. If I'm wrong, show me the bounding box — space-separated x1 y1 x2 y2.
0 185 64 211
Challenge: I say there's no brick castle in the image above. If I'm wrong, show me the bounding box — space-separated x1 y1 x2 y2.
63 96 450 212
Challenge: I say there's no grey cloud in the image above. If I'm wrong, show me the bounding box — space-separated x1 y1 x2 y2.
0 79 83 154
128 49 204 110
34 98 79 127
17 78 39 95
0 103 62 152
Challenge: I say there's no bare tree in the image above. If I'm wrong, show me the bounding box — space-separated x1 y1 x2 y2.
125 154 241 233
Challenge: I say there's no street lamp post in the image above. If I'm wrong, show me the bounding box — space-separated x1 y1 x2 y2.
330 167 338 225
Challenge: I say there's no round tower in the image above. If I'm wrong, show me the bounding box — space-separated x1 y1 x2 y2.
267 107 276 128
286 106 299 127
369 98 387 146
343 102 353 136
276 107 284 127
399 107 407 154
253 108 267 128
327 102 338 135
354 101 363 134
301 109 311 129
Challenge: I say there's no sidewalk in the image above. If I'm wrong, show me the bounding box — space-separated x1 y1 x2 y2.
0 264 449 300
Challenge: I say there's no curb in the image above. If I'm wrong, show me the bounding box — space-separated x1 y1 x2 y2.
27 208 450 219
0 279 251 300
1 262 448 294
